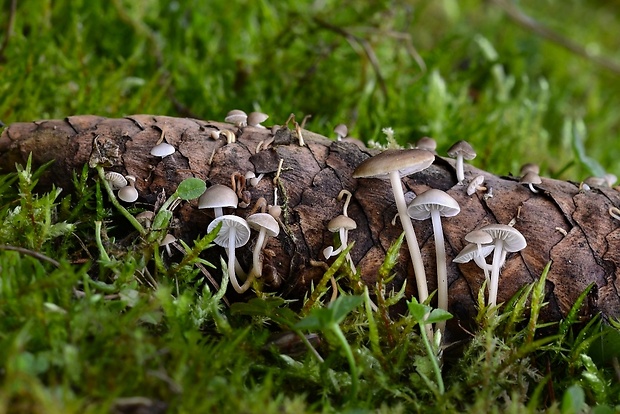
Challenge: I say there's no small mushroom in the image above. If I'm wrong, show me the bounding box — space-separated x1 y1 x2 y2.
464 229 495 283
245 171 265 187
446 140 476 184
246 213 280 281
135 211 155 229
118 177 139 203
224 109 248 127
207 215 251 294
334 124 348 141
150 142 176 158
467 175 487 196
104 171 128 190
519 171 542 193
323 215 357 274
353 149 435 305
520 163 540 176
198 184 238 218
407 189 460 332
415 137 437 153
160 233 177 256
247 111 269 128
479 224 527 307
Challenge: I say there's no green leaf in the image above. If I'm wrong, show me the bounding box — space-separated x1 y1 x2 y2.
407 297 431 323
561 384 585 414
425 308 453 324
328 295 363 325
177 177 207 201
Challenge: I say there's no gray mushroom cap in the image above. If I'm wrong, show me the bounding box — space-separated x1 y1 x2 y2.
247 213 280 237
479 224 527 252
208 215 251 248
198 184 238 214
334 124 348 139
104 171 128 190
118 185 139 203
465 229 494 245
407 189 460 220
447 140 476 160
224 109 248 126
247 111 269 127
150 142 175 157
352 149 435 180
453 243 495 263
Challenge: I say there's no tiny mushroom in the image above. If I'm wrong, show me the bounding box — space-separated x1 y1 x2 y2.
198 184 238 218
463 229 495 283
224 109 248 127
323 214 357 274
246 213 280 282
520 163 540 176
247 111 269 128
118 176 139 203
150 142 175 158
519 171 542 193
467 175 486 196
104 171 128 190
353 149 435 305
334 124 348 141
207 215 251 294
453 243 495 282
446 140 477 184
407 189 460 332
479 224 527 307
160 233 177 256
415 137 437 153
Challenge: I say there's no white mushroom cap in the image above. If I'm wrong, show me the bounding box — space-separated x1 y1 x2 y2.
407 189 460 220
208 215 251 248
224 109 248 126
150 142 175 157
247 111 269 128
467 175 486 196
465 229 493 245
520 171 542 189
352 149 435 180
480 224 527 252
453 243 495 264
104 171 128 190
118 185 139 203
327 215 357 232
198 184 238 217
247 213 280 238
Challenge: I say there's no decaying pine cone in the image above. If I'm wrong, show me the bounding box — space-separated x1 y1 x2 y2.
1 115 619 331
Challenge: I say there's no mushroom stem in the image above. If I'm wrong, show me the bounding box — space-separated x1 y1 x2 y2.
249 228 268 278
528 183 539 193
226 227 253 293
473 246 491 283
430 209 448 332
455 155 464 183
389 171 428 304
488 239 505 306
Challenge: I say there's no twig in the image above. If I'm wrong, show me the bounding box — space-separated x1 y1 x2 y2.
0 244 60 267
492 0 620 75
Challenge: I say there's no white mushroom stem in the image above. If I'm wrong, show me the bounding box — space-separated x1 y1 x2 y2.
389 171 428 304
249 228 270 279
488 239 505 307
226 227 252 293
429 209 448 324
455 155 465 183
528 183 539 193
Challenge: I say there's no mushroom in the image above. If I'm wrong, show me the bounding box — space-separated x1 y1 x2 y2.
160 233 177 256
463 229 495 283
334 124 348 141
446 140 476 184
246 213 280 281
479 224 527 307
224 109 248 127
519 171 542 193
118 176 139 203
520 163 540 176
407 189 460 331
467 175 487 196
135 211 155 229
247 111 269 128
207 215 251 294
198 184 238 218
323 215 357 274
245 171 265 187
150 142 175 158
415 137 437 153
104 171 128 190
352 149 435 305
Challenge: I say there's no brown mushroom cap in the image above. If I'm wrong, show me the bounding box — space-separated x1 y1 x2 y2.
247 111 269 127
519 171 542 186
327 215 357 232
415 137 437 152
333 123 348 139
520 163 540 176
446 140 477 160
352 149 435 180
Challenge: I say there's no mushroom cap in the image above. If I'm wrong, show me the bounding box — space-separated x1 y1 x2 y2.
150 142 175 157
465 229 494 245
407 189 460 220
207 215 251 248
352 149 435 180
247 213 280 237
453 243 495 263
415 137 437 152
224 109 248 125
520 163 540 176
160 233 177 246
519 171 542 185
467 175 486 196
446 140 476 160
479 224 527 252
327 215 357 232
104 171 128 190
247 111 269 126
118 185 139 203
198 184 238 210
333 123 348 138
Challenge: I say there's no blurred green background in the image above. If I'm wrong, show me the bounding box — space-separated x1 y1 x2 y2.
1 0 619 180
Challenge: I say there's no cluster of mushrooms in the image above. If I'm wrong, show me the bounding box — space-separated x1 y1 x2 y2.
102 108 620 335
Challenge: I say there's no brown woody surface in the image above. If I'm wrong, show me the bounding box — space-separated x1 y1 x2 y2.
1 115 619 329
